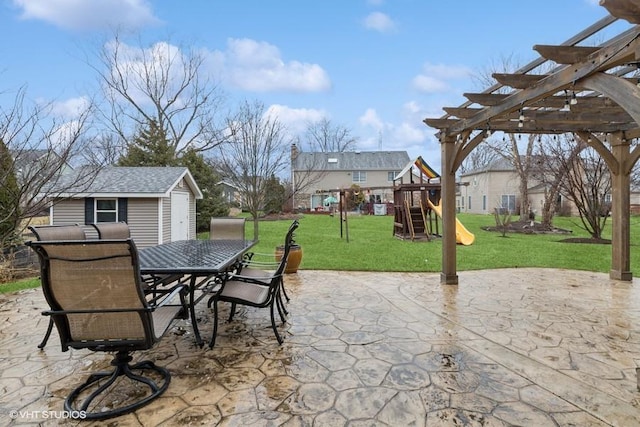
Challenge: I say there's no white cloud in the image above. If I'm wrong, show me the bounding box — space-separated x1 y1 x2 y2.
218 38 332 92
363 12 396 33
51 96 91 119
412 63 472 93
358 108 384 131
12 0 159 31
266 104 326 134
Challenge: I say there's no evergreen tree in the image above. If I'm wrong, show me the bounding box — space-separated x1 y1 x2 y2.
263 174 285 215
180 150 229 231
0 139 21 247
118 119 178 166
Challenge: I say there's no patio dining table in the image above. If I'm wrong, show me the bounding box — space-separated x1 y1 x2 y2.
139 239 256 347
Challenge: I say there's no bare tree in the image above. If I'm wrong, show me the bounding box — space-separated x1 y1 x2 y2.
91 33 229 160
553 139 610 239
459 142 499 175
290 119 358 209
534 134 586 228
304 118 357 152
0 85 98 246
486 133 537 220
215 100 291 239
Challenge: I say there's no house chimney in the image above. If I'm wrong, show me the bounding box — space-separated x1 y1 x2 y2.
291 143 299 161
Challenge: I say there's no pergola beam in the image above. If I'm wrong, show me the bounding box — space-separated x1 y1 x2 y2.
600 0 640 24
442 29 640 135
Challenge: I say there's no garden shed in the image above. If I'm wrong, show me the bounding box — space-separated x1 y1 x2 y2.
45 166 203 248
424 2 640 283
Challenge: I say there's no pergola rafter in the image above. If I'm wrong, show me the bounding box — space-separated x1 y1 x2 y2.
423 4 640 284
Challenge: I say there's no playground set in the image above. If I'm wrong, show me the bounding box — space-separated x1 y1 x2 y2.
329 156 474 245
392 156 474 245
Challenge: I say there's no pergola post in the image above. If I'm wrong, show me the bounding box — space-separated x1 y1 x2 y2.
609 132 632 281
440 135 458 285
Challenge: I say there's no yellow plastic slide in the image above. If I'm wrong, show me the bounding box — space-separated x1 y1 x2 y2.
426 200 475 245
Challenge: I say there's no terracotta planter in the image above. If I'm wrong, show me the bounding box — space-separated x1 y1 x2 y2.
275 244 302 274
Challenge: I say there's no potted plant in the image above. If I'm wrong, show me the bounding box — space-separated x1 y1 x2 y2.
275 237 302 274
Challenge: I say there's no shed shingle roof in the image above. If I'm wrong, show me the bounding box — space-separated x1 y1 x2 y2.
50 166 202 198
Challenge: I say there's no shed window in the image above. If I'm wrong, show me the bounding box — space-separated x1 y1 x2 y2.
352 171 367 183
96 199 118 223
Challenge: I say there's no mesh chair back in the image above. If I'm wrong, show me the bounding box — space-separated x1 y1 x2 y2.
30 240 152 347
92 222 131 239
29 224 86 241
210 217 246 240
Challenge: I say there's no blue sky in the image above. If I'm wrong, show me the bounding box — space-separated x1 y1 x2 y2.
0 0 631 169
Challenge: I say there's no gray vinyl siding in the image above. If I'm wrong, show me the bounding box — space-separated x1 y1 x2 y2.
127 198 160 248
52 199 84 225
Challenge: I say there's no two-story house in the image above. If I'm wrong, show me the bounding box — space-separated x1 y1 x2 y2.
291 147 410 211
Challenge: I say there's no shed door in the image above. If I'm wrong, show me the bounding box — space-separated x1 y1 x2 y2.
171 192 190 241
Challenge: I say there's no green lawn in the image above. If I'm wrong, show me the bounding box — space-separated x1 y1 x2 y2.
3 213 639 294
242 213 640 274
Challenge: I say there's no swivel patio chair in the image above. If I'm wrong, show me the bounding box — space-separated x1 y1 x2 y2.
91 221 131 239
28 224 87 349
207 220 299 348
27 239 187 420
29 224 86 241
92 222 184 291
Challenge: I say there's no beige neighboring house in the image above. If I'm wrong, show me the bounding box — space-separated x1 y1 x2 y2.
458 158 640 216
291 148 410 210
44 166 203 248
457 158 562 216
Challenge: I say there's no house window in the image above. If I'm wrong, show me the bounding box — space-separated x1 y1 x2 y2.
468 196 471 210
387 171 399 182
95 199 118 223
482 195 487 211
501 194 516 212
352 171 367 183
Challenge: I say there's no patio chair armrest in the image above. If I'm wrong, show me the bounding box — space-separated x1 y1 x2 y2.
230 271 282 284
43 307 151 316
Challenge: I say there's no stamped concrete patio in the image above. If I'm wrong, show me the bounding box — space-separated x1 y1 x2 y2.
1 268 640 426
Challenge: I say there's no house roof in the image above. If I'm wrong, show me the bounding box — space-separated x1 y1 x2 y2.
51 166 203 199
292 150 410 171
461 158 515 176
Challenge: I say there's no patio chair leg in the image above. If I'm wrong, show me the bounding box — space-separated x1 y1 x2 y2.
228 303 237 322
280 277 290 302
38 318 54 349
209 300 220 349
275 288 287 323
270 301 284 345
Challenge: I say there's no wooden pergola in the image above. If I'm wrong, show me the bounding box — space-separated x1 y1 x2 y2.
424 1 640 284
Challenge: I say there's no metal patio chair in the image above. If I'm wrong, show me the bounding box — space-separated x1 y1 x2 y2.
207 220 299 348
210 217 246 240
28 224 87 349
27 239 187 420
